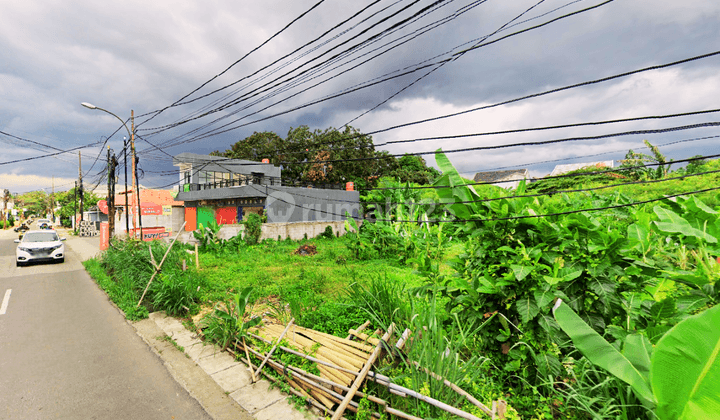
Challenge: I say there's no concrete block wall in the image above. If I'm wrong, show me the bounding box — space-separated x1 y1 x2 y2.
176 220 357 244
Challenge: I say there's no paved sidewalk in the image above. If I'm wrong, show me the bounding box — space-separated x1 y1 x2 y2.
57 230 316 419
59 228 103 261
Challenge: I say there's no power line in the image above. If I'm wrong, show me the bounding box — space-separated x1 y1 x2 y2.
137 0 328 126
0 142 104 166
247 180 720 223
139 0 459 140
147 0 618 146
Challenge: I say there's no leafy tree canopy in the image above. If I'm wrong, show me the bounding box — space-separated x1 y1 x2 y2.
220 126 439 188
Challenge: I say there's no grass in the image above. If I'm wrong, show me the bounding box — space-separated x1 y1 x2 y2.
196 236 422 304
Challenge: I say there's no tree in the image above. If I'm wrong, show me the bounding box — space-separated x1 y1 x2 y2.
621 140 672 180
16 190 50 218
54 187 101 227
221 126 432 189
389 154 440 184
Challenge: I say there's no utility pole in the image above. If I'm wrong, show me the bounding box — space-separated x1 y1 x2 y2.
107 146 116 238
130 110 143 240
124 136 129 235
78 151 83 222
51 176 55 222
74 181 77 233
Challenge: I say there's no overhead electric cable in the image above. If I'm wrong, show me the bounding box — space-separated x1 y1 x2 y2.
145 0 618 145
137 0 328 126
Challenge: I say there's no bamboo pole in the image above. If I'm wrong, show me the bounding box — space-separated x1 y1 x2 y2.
242 337 256 383
348 329 380 345
229 346 349 419
137 222 186 307
253 318 294 380
412 360 493 416
396 328 412 350
346 320 371 340
332 324 395 420
248 331 484 418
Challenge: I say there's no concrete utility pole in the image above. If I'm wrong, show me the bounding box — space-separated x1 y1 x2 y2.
130 110 143 240
78 151 83 222
74 181 77 233
124 136 129 235
107 146 116 238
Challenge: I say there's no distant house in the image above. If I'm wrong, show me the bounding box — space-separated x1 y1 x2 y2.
550 161 614 177
87 187 184 239
173 153 361 232
473 169 529 190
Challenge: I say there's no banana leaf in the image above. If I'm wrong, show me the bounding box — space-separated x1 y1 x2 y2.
652 304 720 420
552 300 655 407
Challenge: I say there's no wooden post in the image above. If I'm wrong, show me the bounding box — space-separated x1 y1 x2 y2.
195 243 199 269
137 222 186 307
332 324 394 420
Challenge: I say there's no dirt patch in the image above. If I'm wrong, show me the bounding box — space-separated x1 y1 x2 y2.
294 244 317 256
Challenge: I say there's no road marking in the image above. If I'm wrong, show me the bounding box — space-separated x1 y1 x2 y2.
0 289 11 315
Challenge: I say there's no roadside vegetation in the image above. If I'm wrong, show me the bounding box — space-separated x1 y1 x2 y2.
85 145 720 419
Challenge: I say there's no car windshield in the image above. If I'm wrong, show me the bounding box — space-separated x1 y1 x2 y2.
23 232 59 242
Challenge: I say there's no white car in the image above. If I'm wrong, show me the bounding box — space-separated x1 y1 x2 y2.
15 230 66 267
36 218 52 229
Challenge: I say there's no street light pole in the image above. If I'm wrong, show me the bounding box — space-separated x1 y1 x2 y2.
81 102 136 239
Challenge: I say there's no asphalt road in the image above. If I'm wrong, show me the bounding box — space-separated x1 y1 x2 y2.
0 229 212 420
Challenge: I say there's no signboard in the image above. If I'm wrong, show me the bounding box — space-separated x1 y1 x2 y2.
78 220 99 237
98 200 108 214
141 202 163 216
162 205 172 216
100 222 109 250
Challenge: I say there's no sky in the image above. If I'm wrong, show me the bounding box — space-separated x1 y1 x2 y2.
1 0 719 195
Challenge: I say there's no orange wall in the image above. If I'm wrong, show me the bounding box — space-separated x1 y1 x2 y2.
184 207 197 231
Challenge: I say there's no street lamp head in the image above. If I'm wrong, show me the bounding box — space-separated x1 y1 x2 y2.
81 102 97 110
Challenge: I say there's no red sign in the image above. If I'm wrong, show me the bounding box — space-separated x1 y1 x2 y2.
98 200 108 214
100 222 109 250
140 202 163 216
132 227 170 242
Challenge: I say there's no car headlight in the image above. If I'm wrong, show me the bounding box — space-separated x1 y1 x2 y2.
51 244 62 250
18 247 30 252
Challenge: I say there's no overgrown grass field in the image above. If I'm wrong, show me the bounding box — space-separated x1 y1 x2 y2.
85 154 720 420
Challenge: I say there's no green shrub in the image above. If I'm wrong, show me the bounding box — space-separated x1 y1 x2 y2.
243 213 262 245
151 273 203 316
318 225 334 239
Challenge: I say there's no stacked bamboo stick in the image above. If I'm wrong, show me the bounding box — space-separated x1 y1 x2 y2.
253 321 376 409
231 320 501 420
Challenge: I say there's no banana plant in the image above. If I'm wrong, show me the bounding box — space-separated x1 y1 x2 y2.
553 300 720 419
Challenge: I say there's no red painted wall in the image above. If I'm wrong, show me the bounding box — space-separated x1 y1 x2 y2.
216 207 237 225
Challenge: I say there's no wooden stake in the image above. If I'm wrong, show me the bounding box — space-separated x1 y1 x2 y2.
242 337 256 383
253 318 294 380
194 243 199 269
137 222 186 307
332 323 394 420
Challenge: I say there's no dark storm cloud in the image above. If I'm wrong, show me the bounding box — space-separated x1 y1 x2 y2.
1 0 719 192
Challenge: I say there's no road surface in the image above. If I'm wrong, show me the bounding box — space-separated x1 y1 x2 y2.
0 229 212 419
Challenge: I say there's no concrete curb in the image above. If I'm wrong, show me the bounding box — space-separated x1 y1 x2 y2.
149 312 317 420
